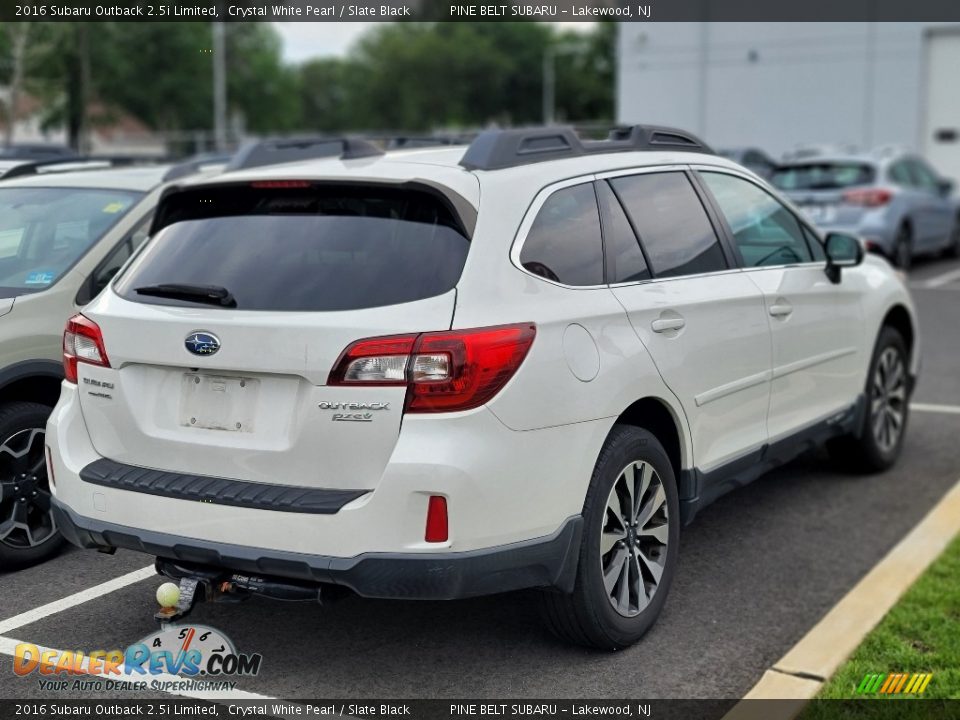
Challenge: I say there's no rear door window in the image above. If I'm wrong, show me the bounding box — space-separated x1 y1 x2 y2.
519 183 604 286
889 161 914 187
117 184 471 312
908 160 941 193
609 172 728 278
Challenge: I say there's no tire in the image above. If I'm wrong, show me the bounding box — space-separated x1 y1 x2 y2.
828 327 910 473
539 425 680 650
893 225 912 271
0 401 64 570
945 218 960 258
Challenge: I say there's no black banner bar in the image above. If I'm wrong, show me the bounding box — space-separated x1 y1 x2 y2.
3 0 960 22
1 700 959 720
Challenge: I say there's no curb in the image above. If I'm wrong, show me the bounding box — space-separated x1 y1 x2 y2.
722 474 960 720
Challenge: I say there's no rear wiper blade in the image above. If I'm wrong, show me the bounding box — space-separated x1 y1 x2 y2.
134 283 237 308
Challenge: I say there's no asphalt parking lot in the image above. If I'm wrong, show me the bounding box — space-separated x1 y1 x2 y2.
1 257 959 703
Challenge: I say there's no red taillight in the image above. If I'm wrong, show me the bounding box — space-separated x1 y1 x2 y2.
63 314 110 383
842 188 893 207
249 180 312 189
328 323 536 413
425 496 448 542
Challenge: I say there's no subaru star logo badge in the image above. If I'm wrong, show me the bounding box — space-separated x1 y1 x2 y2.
185 331 220 356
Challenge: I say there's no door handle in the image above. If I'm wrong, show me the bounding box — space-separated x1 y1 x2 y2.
651 317 686 333
769 301 793 318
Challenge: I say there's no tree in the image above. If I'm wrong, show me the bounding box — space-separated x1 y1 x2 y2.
1 22 31 145
225 23 301 134
295 22 614 133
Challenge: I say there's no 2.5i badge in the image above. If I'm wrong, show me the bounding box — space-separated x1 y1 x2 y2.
319 401 390 423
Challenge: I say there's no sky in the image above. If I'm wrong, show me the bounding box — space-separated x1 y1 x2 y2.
276 22 373 62
275 22 596 63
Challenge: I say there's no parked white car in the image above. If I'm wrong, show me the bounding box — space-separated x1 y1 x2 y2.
46 127 919 648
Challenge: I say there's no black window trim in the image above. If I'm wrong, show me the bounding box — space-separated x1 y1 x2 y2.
596 178 651 285
512 164 821 292
688 165 828 272
76 211 154 306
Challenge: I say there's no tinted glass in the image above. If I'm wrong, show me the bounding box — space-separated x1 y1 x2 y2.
889 161 913 187
117 187 470 312
519 183 603 286
908 160 940 191
0 187 141 298
92 217 153 298
597 181 649 283
771 163 875 190
802 225 826 261
610 173 727 278
701 172 813 267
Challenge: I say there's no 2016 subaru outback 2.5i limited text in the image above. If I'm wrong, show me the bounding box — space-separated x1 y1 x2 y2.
46 126 919 649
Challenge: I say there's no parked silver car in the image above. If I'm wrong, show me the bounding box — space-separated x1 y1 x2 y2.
771 150 960 269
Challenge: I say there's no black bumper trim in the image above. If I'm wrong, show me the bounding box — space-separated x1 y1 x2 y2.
52 499 583 600
79 458 367 515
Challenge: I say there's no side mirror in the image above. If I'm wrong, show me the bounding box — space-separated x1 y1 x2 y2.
938 178 955 197
824 232 864 284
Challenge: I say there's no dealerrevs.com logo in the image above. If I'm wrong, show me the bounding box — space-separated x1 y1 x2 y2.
856 672 933 695
14 624 262 693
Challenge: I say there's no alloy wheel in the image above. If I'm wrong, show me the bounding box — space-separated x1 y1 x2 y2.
0 427 56 549
871 347 907 454
600 461 669 617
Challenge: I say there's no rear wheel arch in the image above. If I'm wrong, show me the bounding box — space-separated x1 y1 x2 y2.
613 397 687 488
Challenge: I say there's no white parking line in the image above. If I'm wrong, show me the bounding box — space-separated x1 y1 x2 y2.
0 635 274 701
0 565 156 635
911 402 960 416
920 267 960 288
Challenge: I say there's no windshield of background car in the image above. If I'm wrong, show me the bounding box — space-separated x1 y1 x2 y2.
115 183 471 312
0 186 142 298
770 162 876 191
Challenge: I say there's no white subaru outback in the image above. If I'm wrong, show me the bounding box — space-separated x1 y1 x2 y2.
46 127 919 649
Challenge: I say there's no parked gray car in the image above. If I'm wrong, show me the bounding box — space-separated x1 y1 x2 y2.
771 151 960 269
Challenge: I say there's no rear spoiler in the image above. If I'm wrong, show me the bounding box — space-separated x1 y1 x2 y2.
150 178 478 239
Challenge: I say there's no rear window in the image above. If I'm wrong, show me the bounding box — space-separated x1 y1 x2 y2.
771 163 875 191
116 184 470 312
0 187 142 298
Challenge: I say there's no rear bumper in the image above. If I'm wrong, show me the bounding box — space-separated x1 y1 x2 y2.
53 498 582 600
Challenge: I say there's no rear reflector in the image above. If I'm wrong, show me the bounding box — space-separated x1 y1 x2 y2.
46 446 55 488
329 323 536 413
425 496 448 543
63 314 110 383
842 188 893 207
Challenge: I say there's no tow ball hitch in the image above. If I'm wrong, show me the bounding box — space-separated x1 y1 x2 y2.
153 558 326 629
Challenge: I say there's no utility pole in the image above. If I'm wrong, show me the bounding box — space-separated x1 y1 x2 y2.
3 24 30 146
212 21 227 151
542 43 583 126
542 46 555 125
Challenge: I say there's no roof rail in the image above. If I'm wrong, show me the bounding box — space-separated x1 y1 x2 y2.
163 152 233 182
225 136 383 172
458 124 713 171
0 155 158 180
